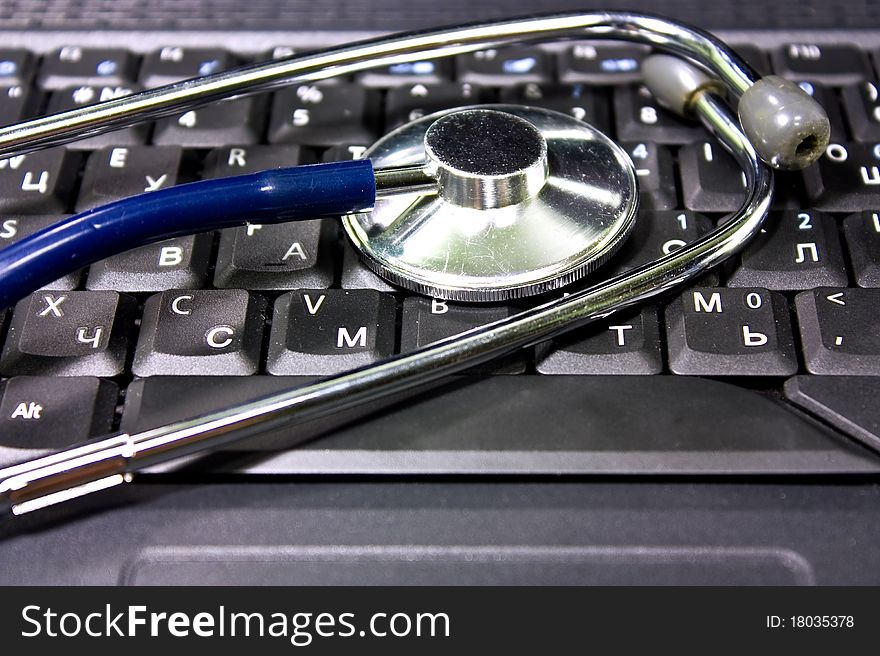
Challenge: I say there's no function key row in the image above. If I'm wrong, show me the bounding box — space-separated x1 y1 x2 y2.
2 42 880 92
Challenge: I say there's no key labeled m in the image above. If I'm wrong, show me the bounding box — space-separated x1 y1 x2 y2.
692 291 722 313
337 326 367 348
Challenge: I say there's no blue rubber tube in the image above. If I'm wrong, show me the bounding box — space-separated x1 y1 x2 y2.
0 158 376 309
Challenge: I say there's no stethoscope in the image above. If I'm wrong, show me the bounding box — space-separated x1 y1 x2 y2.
0 11 830 515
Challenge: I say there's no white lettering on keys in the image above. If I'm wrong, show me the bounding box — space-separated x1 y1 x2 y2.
144 174 168 192
303 294 325 315
76 326 104 349
282 242 307 261
0 219 17 238
742 325 769 347
337 326 367 348
21 171 48 193
109 147 128 168
0 155 26 169
692 291 722 313
10 401 42 419
608 324 633 346
431 299 448 314
158 246 183 267
171 295 193 315
39 294 67 317
206 326 234 349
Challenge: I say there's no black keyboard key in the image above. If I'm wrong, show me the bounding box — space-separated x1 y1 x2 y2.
614 84 702 143
621 142 677 210
0 85 36 126
38 47 137 89
0 291 135 377
267 290 396 375
268 84 378 146
358 59 451 87
152 96 267 146
205 144 307 177
536 306 662 375
139 47 232 87
773 43 870 85
133 290 267 376
400 297 525 374
843 211 880 287
214 220 336 290
86 234 213 292
45 84 147 147
785 376 880 453
604 210 716 280
385 82 482 130
841 81 880 141
0 49 34 87
0 148 77 214
499 83 609 132
795 288 880 375
665 287 798 376
728 210 848 290
803 142 880 211
340 241 397 292
558 43 646 83
75 146 183 211
0 376 117 449
0 215 81 289
679 140 750 212
456 47 550 85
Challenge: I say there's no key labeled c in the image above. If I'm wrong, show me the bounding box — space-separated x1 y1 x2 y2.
205 325 234 349
170 294 193 315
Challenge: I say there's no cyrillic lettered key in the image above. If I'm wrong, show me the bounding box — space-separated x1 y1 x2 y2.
133 290 267 377
456 48 550 85
268 84 378 146
0 215 81 289
400 297 525 374
803 142 880 211
86 234 213 292
0 377 117 449
140 47 233 87
621 142 677 210
499 83 609 132
0 291 136 377
536 306 662 375
843 211 880 287
267 290 396 375
75 146 183 211
604 210 714 278
0 148 78 214
38 47 137 89
665 287 797 376
214 220 336 290
727 210 848 290
152 96 267 146
795 288 880 375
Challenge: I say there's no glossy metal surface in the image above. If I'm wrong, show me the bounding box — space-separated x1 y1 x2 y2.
0 11 761 158
345 106 638 301
0 91 773 515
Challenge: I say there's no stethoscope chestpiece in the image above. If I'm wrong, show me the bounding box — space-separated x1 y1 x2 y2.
343 105 639 302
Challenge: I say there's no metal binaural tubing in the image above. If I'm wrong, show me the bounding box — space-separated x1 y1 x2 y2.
0 11 759 158
0 91 772 514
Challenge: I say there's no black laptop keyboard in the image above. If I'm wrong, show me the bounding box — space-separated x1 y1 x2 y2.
0 36 879 474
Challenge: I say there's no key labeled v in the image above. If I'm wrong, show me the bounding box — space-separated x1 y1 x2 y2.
303 293 326 315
